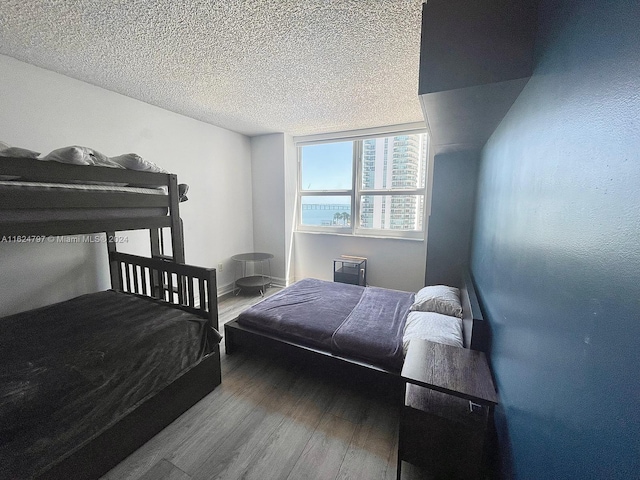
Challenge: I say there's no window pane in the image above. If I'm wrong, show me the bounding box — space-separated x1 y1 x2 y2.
360 195 424 231
361 134 428 190
301 196 351 227
301 142 353 190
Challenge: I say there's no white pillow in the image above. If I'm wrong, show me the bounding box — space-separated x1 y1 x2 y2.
0 141 40 159
109 153 169 173
43 146 124 168
410 285 463 318
402 311 463 355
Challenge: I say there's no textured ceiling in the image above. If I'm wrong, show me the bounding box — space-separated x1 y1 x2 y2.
0 0 425 136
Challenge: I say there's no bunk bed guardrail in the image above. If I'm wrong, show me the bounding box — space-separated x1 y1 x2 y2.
109 251 219 330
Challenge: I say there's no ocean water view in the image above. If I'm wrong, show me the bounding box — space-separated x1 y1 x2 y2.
301 204 351 226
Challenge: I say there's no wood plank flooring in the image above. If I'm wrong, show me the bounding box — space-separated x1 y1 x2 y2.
103 288 427 480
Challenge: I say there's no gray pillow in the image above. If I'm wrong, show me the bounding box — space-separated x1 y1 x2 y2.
410 285 463 318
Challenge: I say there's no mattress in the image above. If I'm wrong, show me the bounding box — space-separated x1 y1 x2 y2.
0 207 168 223
237 278 415 371
0 180 169 223
0 180 167 194
0 290 213 479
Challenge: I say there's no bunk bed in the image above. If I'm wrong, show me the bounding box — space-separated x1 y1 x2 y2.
0 156 221 480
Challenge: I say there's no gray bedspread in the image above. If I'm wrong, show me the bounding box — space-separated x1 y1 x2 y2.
237 278 414 371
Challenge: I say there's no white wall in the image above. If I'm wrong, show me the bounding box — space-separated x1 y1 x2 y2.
283 134 297 284
294 232 426 292
250 134 286 284
249 133 297 286
0 54 253 316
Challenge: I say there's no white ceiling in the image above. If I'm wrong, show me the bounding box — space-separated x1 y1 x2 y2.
0 0 425 137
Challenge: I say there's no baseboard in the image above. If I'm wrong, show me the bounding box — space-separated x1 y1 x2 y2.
217 282 235 299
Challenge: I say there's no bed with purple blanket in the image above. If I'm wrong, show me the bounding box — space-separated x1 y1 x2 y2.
234 278 414 371
225 276 487 380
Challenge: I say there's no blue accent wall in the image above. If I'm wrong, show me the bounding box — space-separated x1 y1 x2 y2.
426 150 479 287
471 0 640 477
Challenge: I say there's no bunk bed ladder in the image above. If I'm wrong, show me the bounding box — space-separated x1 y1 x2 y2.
149 222 185 263
149 173 185 263
107 173 187 300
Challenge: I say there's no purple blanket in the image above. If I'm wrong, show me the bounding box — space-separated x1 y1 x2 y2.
331 286 415 369
237 278 414 370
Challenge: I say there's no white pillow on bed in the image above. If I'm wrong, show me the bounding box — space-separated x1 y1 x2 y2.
402 311 463 355
0 141 40 159
109 153 169 173
410 285 463 318
0 141 41 180
42 146 124 168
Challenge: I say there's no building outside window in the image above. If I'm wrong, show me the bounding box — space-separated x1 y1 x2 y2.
297 131 428 239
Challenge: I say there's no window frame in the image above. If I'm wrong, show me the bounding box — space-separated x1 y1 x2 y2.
296 127 429 240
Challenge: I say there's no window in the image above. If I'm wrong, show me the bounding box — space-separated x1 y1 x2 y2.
297 131 429 239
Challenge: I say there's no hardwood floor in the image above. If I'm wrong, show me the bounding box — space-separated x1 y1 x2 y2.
103 288 427 480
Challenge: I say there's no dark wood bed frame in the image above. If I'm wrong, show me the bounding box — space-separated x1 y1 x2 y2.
0 157 221 480
224 273 487 391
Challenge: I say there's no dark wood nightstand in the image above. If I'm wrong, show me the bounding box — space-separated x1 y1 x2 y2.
397 339 498 479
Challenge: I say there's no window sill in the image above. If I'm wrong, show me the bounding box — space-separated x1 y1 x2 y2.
295 230 425 242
